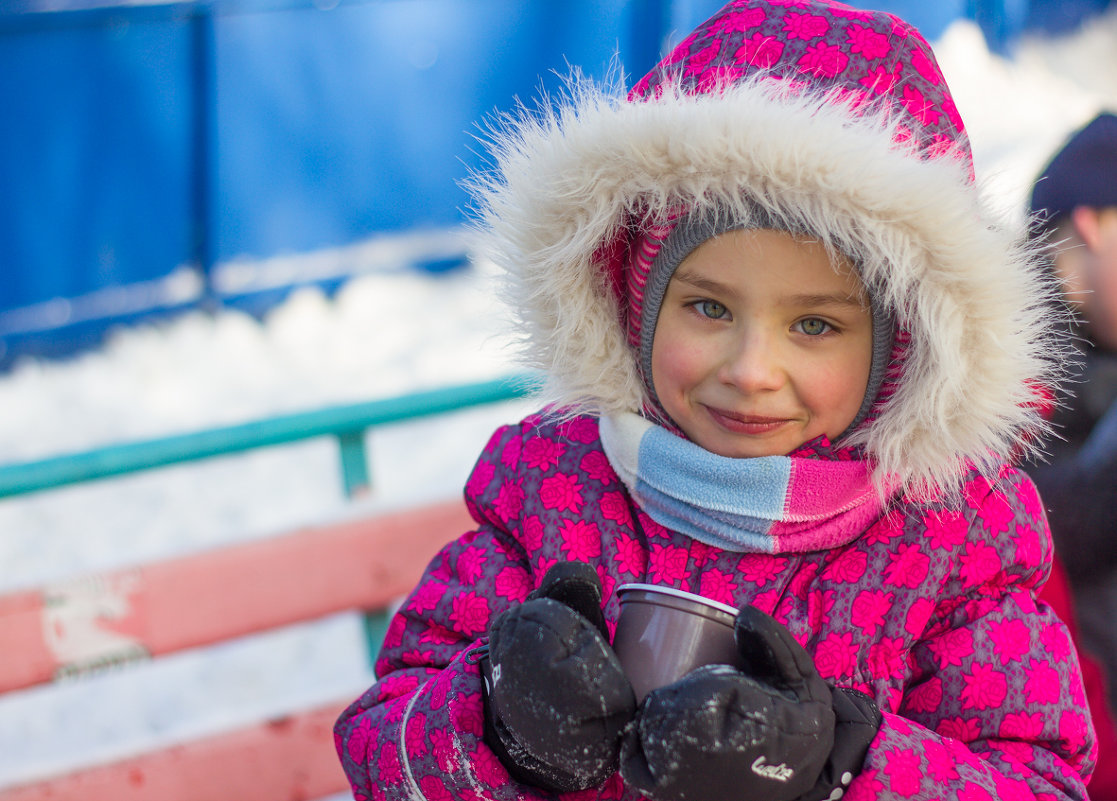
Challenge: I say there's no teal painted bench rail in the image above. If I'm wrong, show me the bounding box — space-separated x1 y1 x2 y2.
0 373 536 500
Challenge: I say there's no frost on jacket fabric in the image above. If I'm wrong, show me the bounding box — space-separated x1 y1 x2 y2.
334 413 1093 800
335 0 1092 796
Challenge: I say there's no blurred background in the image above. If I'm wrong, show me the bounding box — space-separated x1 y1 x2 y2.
1 0 1116 798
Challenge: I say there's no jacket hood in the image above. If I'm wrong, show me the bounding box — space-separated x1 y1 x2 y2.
468 0 1063 496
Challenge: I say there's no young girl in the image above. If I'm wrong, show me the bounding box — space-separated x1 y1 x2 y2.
334 1 1095 799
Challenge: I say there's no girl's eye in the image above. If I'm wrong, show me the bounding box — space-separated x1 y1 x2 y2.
696 300 728 320
797 318 831 336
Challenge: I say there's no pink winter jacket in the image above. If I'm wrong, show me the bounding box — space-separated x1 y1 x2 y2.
334 411 1094 801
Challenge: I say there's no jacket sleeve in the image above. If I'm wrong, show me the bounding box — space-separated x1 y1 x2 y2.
333 422 572 801
851 468 1095 801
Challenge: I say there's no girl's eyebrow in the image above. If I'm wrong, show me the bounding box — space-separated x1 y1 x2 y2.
674 270 864 309
672 270 735 295
786 292 865 309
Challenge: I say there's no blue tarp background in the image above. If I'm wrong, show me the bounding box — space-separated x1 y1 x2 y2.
0 0 1112 365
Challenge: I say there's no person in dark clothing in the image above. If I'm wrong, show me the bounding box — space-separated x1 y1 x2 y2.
1028 110 1117 800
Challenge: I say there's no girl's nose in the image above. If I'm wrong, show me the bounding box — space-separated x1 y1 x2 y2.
717 330 785 393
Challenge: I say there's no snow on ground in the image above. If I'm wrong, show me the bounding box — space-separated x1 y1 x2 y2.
1 10 1116 793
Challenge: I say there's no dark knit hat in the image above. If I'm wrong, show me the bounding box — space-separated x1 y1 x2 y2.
1030 112 1117 233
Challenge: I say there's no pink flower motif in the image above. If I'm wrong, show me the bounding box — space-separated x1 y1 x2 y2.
430 728 457 772
1040 621 1073 662
600 491 633 528
684 40 723 78
928 627 974 668
648 545 691 584
534 553 558 579
465 460 496 498
377 673 420 702
400 648 437 667
420 623 462 646
1024 659 1061 705
715 6 767 34
989 618 1032 665
1011 521 1042 570
521 436 566 471
454 693 485 737
738 553 788 586
614 533 646 576
378 740 404 783
494 565 532 602
814 630 858 679
689 540 717 568
883 747 922 797
999 711 1044 740
936 716 981 742
493 480 525 522
884 542 930 588
798 41 849 77
922 509 968 551
924 739 960 781
347 717 373 764
559 518 603 561
580 450 614 482
699 568 737 606
806 587 835 632
735 33 785 68
379 614 408 654
539 472 584 513
961 662 1007 710
419 776 452 801
456 547 488 584
558 416 598 443
404 713 428 757
450 592 491 637
959 540 1001 588
520 515 544 552
905 676 942 713
784 12 830 39
909 45 942 85
1059 709 1089 756
787 560 820 600
868 637 905 679
1016 478 1044 522
979 489 1015 535
863 510 905 545
904 597 935 637
823 548 867 583
846 23 890 59
959 781 993 801
901 84 942 128
860 63 898 95
471 742 508 786
500 434 522 469
851 589 893 635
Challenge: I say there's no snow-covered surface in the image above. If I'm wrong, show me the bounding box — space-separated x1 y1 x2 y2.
2 11 1117 793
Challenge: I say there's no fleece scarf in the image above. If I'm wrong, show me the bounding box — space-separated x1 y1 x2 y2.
599 413 886 554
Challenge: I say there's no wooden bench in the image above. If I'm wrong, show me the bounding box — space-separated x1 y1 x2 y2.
0 498 473 800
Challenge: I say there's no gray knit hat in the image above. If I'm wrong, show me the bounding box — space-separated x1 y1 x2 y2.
636 205 895 441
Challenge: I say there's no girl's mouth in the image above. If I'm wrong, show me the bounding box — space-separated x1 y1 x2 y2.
704 406 791 434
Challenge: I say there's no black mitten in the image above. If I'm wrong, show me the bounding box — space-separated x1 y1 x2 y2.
620 606 838 801
797 687 882 801
482 562 637 792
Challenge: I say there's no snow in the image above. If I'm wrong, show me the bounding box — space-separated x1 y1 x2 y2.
1 10 1116 793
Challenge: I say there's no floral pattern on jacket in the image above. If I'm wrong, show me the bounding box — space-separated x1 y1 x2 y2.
334 413 1094 801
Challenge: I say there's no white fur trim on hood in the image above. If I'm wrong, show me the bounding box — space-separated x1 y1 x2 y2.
467 76 1065 497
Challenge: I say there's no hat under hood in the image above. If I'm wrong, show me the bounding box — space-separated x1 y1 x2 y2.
470 0 1062 496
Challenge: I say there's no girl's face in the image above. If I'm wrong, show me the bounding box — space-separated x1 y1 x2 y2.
651 228 873 458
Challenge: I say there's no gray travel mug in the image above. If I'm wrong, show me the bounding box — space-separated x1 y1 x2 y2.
612 583 742 702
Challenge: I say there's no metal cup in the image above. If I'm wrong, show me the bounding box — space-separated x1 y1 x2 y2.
612 583 741 702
